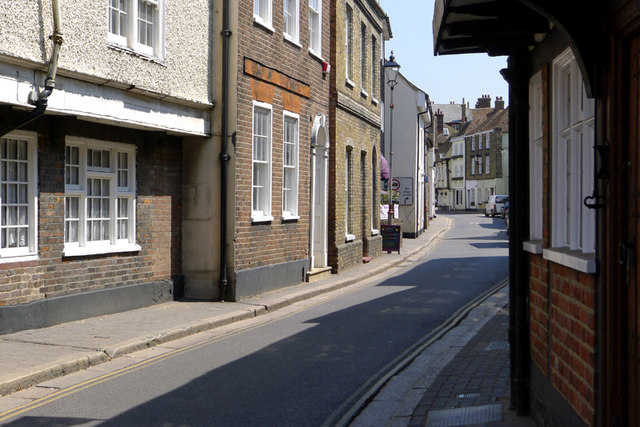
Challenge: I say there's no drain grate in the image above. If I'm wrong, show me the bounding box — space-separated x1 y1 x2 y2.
456 393 479 399
485 341 510 351
426 403 502 427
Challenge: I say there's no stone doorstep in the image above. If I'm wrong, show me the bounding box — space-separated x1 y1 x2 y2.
305 266 332 283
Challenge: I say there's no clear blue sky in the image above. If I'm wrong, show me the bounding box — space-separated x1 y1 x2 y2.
379 0 509 107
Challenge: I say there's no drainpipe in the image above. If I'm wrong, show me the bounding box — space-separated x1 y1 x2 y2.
504 51 530 416
0 0 63 138
417 108 430 231
219 0 231 301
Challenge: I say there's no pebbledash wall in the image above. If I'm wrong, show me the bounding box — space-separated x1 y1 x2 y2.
328 0 387 273
227 0 331 299
0 0 211 332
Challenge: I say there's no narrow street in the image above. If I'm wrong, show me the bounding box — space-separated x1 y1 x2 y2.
0 212 508 426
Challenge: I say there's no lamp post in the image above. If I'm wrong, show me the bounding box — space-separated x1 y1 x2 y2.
384 51 400 225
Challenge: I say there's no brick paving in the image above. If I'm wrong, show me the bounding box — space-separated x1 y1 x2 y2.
408 306 527 427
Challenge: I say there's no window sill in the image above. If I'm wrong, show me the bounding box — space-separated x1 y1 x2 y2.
360 89 369 98
107 41 166 64
0 254 38 264
63 243 141 258
542 247 596 274
345 78 355 89
345 233 355 242
284 34 302 48
282 214 300 221
371 97 379 106
523 240 542 254
371 229 379 236
308 49 324 62
253 17 275 33
252 215 274 224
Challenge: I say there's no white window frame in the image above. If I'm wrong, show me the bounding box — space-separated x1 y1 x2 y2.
543 49 596 273
471 159 475 175
371 34 378 101
308 0 322 58
360 22 368 97
64 136 139 257
345 5 354 86
485 155 490 174
282 111 300 219
0 131 38 262
283 0 300 45
525 71 544 254
252 101 273 222
108 0 166 59
345 147 354 241
254 0 274 31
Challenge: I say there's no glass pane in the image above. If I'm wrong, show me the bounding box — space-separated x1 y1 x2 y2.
119 198 128 217
8 184 16 203
18 141 27 161
8 228 16 248
8 162 16 181
18 228 27 247
18 163 27 182
7 140 15 160
18 206 26 225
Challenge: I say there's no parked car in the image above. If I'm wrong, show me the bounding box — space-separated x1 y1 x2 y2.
485 195 508 217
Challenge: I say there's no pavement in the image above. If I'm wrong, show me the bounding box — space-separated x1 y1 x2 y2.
0 213 535 426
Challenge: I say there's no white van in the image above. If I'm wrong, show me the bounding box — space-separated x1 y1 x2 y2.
485 195 508 217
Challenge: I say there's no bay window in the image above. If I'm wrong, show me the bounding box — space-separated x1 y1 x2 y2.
543 49 596 273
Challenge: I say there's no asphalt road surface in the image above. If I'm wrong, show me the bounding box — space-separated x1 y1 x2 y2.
0 212 508 426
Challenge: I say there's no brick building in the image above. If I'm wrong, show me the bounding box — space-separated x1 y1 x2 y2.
0 0 212 332
209 0 331 298
328 0 390 272
435 1 640 426
463 97 509 211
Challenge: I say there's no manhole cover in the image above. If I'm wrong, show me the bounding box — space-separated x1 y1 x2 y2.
426 403 502 427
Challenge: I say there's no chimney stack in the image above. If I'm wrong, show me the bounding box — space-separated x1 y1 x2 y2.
475 94 492 108
461 98 466 122
495 96 505 110
435 109 444 135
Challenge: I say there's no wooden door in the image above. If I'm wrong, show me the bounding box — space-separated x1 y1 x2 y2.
627 33 640 427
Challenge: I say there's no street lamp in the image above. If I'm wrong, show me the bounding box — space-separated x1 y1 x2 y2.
384 51 400 225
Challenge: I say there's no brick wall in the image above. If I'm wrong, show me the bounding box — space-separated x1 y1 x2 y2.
0 119 182 307
233 0 330 274
328 0 384 273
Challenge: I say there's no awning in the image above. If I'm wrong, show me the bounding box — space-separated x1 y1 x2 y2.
380 155 390 180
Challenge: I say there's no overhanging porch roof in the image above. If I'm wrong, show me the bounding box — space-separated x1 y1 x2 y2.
433 0 607 97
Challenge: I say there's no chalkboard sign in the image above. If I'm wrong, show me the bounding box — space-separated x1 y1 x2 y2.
381 225 401 253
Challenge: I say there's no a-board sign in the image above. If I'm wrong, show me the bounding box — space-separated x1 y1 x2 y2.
381 225 401 253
